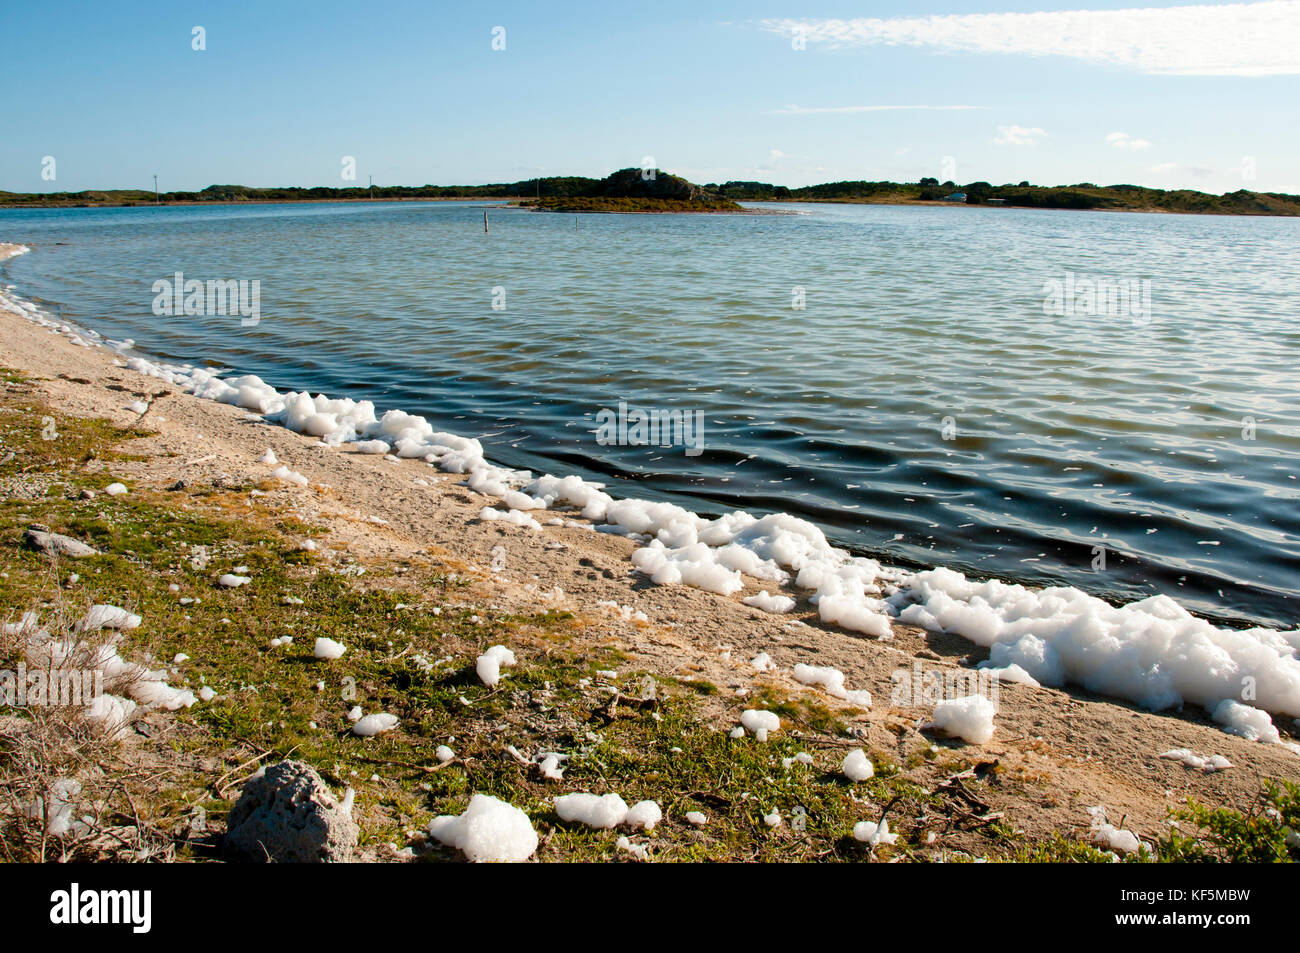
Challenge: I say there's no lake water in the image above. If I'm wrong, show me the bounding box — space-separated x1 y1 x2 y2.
3 199 1298 628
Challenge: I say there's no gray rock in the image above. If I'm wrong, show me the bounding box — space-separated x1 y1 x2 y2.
24 526 99 559
224 760 357 863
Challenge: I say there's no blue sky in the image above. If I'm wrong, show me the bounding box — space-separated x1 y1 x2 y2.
3 0 1297 194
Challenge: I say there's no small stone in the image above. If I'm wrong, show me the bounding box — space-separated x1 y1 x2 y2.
24 526 99 559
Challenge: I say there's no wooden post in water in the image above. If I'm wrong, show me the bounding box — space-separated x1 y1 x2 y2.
484 210 489 233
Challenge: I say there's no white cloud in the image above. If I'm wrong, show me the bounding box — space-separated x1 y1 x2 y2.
759 2 1300 77
1107 131 1153 150
1148 161 1214 177
995 124 1047 146
772 104 986 115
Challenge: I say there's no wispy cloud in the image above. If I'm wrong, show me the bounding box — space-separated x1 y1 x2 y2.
760 2 1300 76
1148 161 1215 177
995 125 1047 146
771 104 987 115
1107 131 1153 150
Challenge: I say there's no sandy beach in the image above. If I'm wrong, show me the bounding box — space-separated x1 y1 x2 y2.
2 238 1296 861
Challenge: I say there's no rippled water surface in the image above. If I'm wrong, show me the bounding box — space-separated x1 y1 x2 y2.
3 200 1299 627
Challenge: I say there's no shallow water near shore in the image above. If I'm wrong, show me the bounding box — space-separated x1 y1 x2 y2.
3 200 1299 628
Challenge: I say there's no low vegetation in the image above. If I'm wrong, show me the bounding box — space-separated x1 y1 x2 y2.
5 172 1296 216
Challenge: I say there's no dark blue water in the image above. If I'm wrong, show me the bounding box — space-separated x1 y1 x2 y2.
3 200 1299 628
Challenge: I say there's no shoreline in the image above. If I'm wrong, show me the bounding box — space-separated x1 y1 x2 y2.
4 239 1299 686
0 196 516 210
2 243 1299 857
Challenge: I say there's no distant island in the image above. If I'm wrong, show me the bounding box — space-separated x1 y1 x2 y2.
4 167 1298 216
518 169 742 213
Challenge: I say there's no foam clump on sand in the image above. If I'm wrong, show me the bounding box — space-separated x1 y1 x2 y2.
428 794 538 863
898 567 1300 725
478 506 542 531
740 709 781 741
1212 699 1280 743
476 645 516 687
512 480 900 638
270 465 308 486
613 509 897 635
631 540 745 596
1158 748 1232 772
792 663 871 707
977 662 1041 687
931 694 997 744
743 590 796 613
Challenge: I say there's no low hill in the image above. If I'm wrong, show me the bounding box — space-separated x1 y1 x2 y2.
521 168 742 212
3 174 1297 216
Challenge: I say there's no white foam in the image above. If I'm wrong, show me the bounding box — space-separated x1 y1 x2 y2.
77 605 141 632
352 712 399 736
479 506 543 531
1211 699 1280 743
853 819 898 846
744 590 796 613
313 637 346 660
624 800 662 831
428 794 538 862
842 749 875 781
740 709 781 741
554 792 629 829
476 644 516 687
1158 748 1232 772
900 568 1300 722
931 693 997 744
792 663 872 707
1087 805 1146 855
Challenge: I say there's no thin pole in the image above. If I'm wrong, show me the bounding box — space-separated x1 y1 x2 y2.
153 175 159 204
484 210 489 233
